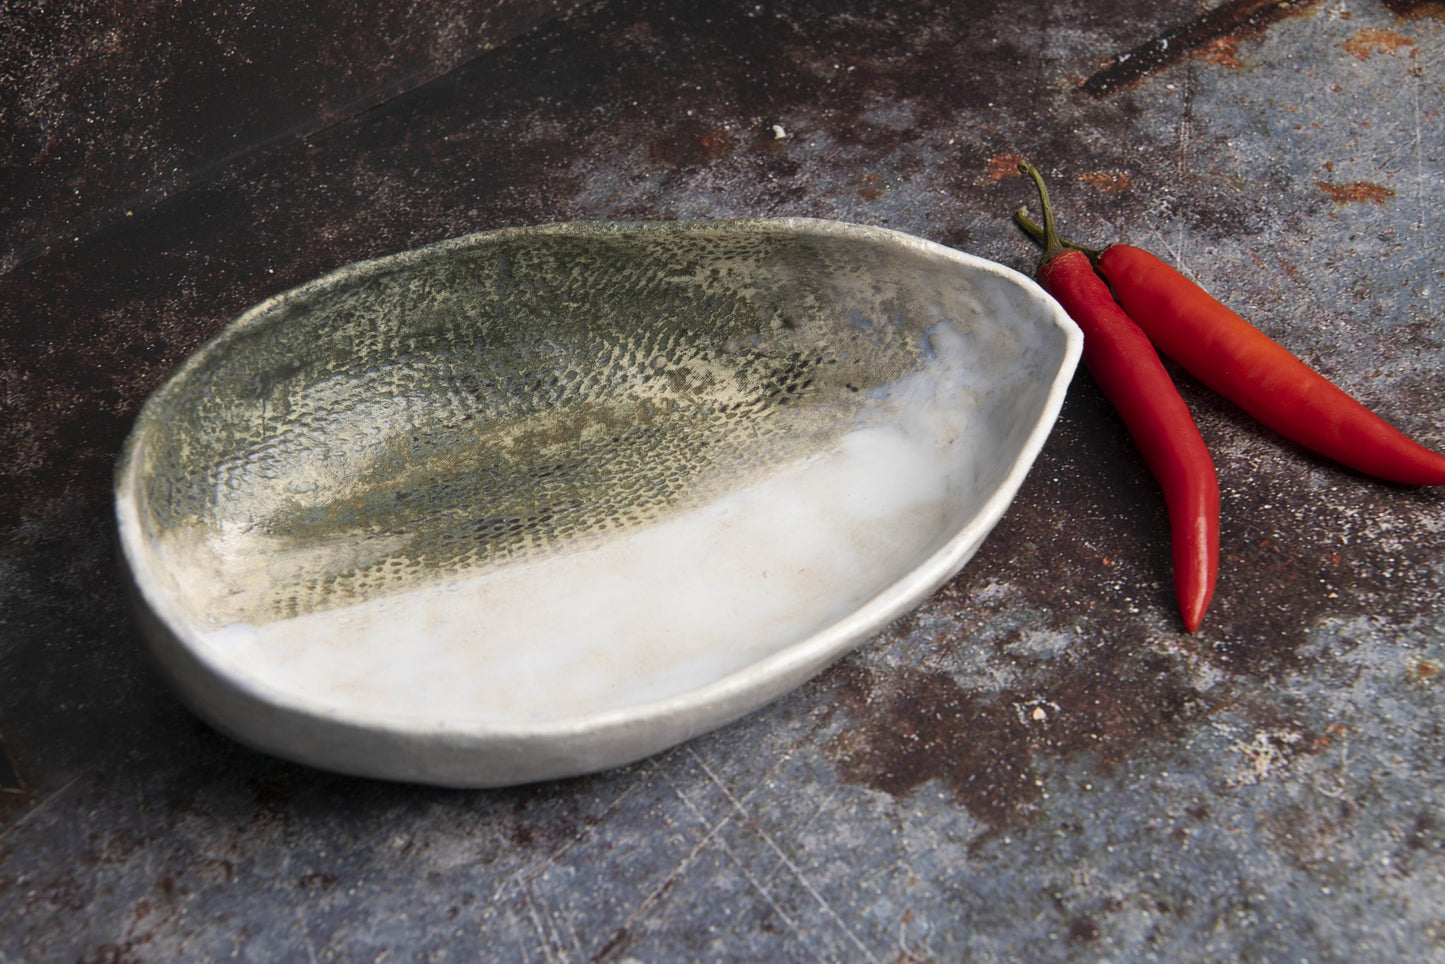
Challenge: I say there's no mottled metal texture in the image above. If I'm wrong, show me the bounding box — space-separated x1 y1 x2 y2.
0 0 585 272
2 0 1444 960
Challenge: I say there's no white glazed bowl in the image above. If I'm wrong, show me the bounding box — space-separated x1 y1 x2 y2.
115 218 1080 786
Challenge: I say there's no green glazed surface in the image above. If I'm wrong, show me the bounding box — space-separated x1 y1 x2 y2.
130 221 970 627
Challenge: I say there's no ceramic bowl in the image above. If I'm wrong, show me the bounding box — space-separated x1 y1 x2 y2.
115 218 1080 786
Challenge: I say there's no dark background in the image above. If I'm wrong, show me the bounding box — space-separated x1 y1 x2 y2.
3 1 1444 960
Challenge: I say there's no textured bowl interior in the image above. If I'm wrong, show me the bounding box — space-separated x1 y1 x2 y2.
115 218 1080 786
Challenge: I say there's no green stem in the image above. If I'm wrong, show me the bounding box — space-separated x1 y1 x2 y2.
1013 161 1104 259
1014 206 1103 258
1016 160 1067 260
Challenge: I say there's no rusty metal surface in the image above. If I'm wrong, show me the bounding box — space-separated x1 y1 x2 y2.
0 0 579 273
2 0 1444 960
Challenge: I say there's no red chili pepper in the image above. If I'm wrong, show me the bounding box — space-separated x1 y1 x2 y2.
1013 209 1445 486
1093 246 1445 486
1018 162 1219 632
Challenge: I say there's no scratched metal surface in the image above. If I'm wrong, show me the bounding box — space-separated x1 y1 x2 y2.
3 0 1444 960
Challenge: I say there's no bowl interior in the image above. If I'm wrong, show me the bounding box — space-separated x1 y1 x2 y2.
119 220 1076 732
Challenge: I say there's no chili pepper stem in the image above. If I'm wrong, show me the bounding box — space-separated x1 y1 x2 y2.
1017 161 1069 261
1014 206 1102 258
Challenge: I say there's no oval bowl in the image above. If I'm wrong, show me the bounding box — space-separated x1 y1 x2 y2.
115 218 1080 787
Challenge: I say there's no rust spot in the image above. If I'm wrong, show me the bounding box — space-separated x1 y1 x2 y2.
1411 660 1440 683
1077 171 1134 193
856 171 888 201
1403 811 1440 854
825 639 1214 832
1081 0 1325 97
508 790 588 853
297 871 339 891
828 668 1037 829
1198 37 1242 68
511 821 537 848
1312 722 1352 749
156 869 180 902
1067 916 1101 945
980 151 1025 184
1343 27 1417 58
1315 180 1396 204
646 122 735 168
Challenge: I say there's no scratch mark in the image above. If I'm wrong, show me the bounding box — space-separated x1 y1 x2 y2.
521 881 566 964
295 906 321 964
557 903 588 963
1175 62 1195 270
1081 0 1326 97
486 772 644 913
782 783 842 853
505 904 537 964
0 774 80 850
659 768 811 952
1230 728 1304 785
689 749 883 964
897 909 936 964
1131 227 1196 284
1176 63 1194 184
520 870 587 964
588 774 737 963
1314 726 1354 802
1412 73 1427 234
